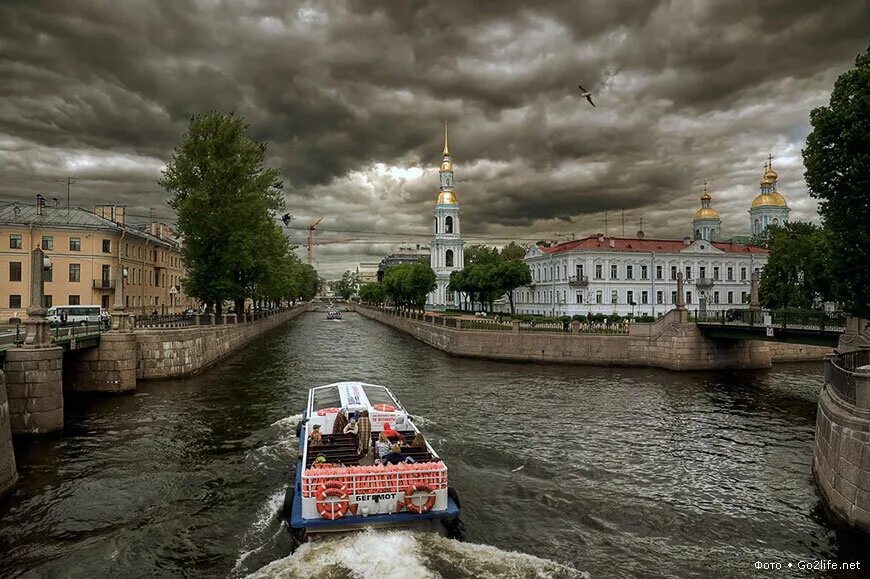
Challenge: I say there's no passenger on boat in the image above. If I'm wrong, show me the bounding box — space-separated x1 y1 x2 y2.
382 422 404 442
356 411 372 458
343 418 358 435
332 408 349 434
308 424 324 446
376 432 391 459
382 444 415 465
409 433 426 449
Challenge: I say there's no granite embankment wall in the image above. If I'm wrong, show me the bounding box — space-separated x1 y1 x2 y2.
0 370 17 498
767 341 831 363
136 305 309 380
354 305 782 370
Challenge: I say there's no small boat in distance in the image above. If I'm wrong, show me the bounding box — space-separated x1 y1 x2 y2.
326 310 342 320
283 382 462 547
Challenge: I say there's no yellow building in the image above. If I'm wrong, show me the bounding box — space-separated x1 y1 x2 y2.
0 202 194 321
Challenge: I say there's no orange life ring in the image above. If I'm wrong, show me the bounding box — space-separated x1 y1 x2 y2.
373 403 397 412
401 483 436 514
316 481 350 520
317 407 340 416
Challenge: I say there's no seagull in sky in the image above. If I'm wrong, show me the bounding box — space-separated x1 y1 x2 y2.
578 83 595 107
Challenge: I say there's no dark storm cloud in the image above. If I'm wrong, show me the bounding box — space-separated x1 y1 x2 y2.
0 0 867 274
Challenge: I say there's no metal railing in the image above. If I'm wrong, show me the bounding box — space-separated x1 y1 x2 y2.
694 308 848 331
133 314 195 328
826 350 869 406
459 319 512 331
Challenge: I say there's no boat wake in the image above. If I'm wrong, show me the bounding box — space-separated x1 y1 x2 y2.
244 530 586 579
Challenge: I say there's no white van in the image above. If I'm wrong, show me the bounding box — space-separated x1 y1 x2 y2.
47 305 105 325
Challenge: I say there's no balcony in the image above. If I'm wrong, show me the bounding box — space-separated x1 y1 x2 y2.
569 275 589 287
93 279 115 290
696 277 715 289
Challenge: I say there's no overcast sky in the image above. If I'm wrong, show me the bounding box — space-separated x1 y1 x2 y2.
0 1 867 276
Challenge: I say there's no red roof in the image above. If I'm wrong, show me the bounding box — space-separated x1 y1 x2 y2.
539 236 768 255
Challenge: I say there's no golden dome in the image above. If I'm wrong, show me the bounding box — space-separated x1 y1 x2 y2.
751 192 788 208
700 191 711 202
440 159 453 172
693 207 720 220
437 190 458 205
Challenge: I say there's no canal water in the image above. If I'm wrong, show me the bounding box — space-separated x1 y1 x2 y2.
0 312 866 578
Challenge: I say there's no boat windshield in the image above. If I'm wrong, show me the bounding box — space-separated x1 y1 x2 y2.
361 385 397 407
312 386 341 411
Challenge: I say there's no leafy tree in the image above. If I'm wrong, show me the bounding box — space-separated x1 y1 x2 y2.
359 282 385 305
161 111 316 312
332 270 358 300
803 46 870 317
465 245 500 266
382 262 436 311
759 222 832 310
496 259 533 314
500 242 527 262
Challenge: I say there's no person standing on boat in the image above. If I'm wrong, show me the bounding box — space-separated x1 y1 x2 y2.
332 408 349 434
356 411 372 458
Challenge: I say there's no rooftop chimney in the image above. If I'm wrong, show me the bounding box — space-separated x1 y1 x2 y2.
36 194 46 217
94 205 126 226
597 233 604 243
609 238 615 248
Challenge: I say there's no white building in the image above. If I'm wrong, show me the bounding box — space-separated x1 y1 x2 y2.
427 122 464 310
515 235 768 317
355 262 379 285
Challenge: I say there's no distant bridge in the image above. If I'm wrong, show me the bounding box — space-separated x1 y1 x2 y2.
695 309 846 347
0 323 104 359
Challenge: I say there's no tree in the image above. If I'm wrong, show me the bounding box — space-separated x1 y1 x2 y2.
382 262 436 311
759 222 832 310
161 111 317 312
465 245 500 266
332 270 358 301
500 242 527 262
496 259 533 314
359 282 385 305
803 46 870 317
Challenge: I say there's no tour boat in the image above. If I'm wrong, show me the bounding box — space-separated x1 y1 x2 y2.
326 310 342 320
283 381 462 547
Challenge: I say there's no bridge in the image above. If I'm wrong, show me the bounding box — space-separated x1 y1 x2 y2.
694 308 846 347
0 323 105 359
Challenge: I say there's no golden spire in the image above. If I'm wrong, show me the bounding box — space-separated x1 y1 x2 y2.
442 121 450 156
700 180 711 201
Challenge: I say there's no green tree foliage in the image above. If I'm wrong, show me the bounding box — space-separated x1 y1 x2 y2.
382 262 437 311
332 270 359 300
358 282 385 305
803 47 870 317
160 112 316 311
500 242 527 262
448 245 532 313
759 222 832 310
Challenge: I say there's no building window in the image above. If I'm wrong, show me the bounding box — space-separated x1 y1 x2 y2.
102 239 111 253
9 295 21 308
596 291 603 304
9 261 22 282
641 265 648 280
69 294 80 305
713 291 720 304
685 266 692 281
686 291 692 304
626 265 633 280
69 237 81 251
741 291 749 303
44 295 52 308
611 290 618 304
728 291 734 304
727 267 733 281
9 234 22 249
611 264 618 279
656 265 662 280
69 263 81 282
740 267 747 281
44 264 53 282
713 267 720 281
627 290 634 304
641 291 649 304
445 216 453 234
656 291 663 305
699 266 706 279
595 264 603 279
445 249 454 267
671 291 677 304
671 266 677 280
42 236 53 250
576 293 583 304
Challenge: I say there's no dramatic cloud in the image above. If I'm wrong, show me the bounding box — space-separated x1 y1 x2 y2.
0 0 866 275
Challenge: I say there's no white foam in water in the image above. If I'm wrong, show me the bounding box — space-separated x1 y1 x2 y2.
270 414 304 431
244 531 586 579
231 489 287 574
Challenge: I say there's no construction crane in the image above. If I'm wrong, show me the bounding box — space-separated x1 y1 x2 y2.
307 217 323 265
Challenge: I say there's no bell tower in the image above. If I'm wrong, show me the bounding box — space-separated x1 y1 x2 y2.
428 122 464 310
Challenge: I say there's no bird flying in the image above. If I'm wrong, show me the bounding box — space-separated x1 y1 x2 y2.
578 83 595 107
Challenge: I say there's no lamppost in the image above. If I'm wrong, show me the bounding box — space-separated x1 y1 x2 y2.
23 248 53 348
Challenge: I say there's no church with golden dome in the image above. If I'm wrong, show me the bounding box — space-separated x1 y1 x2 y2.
428 122 464 310
749 156 790 236
692 182 721 241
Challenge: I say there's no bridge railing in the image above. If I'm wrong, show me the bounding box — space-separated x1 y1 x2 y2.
694 308 848 331
52 322 105 341
826 349 870 406
133 314 195 329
